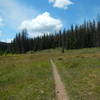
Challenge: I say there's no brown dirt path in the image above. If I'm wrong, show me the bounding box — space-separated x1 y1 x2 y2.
50 59 69 100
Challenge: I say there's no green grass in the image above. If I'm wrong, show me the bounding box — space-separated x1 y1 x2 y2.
0 47 100 100
54 48 100 100
0 54 54 100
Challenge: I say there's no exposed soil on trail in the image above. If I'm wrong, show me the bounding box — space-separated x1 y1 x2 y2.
50 59 69 100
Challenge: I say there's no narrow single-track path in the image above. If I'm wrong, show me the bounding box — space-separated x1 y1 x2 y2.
50 59 69 100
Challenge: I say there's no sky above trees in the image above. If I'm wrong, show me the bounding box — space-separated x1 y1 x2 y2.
0 0 100 42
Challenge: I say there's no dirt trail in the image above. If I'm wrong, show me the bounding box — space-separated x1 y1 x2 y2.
50 59 69 100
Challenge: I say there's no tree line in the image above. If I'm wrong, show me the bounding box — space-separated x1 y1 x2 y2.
0 19 100 54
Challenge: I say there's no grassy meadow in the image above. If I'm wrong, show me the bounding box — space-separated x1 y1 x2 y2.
0 48 100 100
54 48 100 100
0 53 54 100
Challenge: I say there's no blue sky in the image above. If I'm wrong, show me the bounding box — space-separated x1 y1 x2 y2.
0 0 100 42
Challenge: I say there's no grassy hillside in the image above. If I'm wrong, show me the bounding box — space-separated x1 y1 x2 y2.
0 48 100 100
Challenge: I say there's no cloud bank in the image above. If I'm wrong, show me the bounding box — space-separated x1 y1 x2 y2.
1 38 13 43
20 12 63 37
49 0 73 9
0 0 37 29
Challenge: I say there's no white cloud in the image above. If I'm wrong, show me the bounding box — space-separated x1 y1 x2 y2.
1 38 13 43
0 30 12 43
0 0 37 30
20 12 63 37
49 0 73 9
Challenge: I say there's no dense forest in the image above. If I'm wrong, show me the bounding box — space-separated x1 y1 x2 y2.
0 19 100 54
